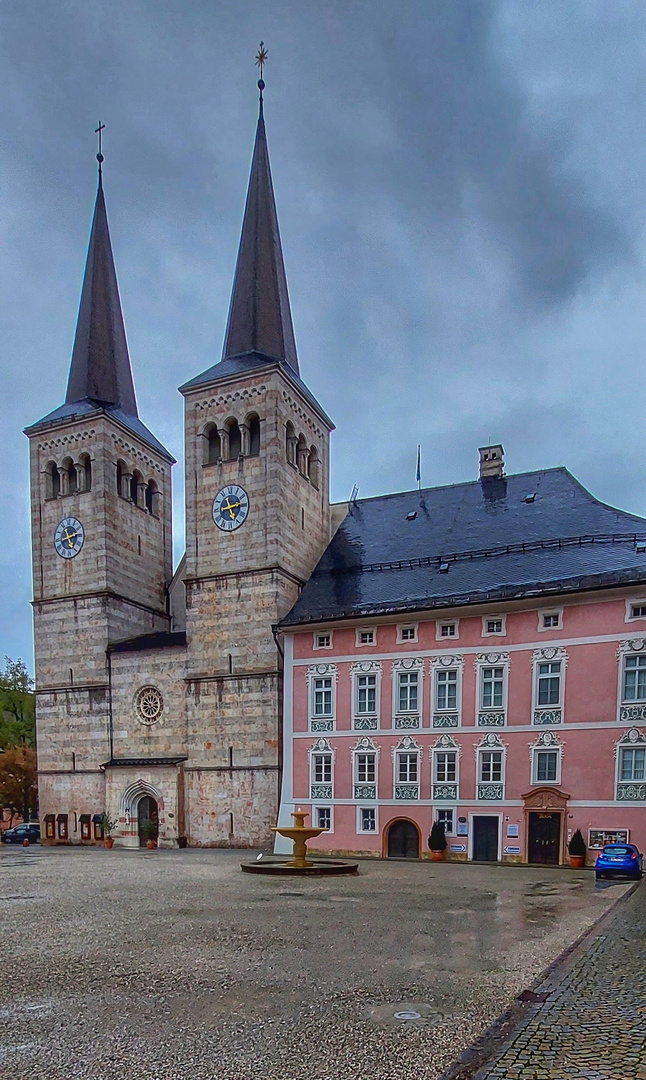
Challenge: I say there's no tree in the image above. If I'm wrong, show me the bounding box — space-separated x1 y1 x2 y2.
0 746 38 825
0 657 35 749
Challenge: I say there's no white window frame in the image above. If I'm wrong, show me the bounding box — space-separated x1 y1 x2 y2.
530 731 562 786
614 728 646 800
435 808 455 835
357 805 378 834
352 736 379 800
350 660 381 731
430 654 464 729
436 619 459 641
355 626 377 647
618 745 646 782
306 664 337 731
309 738 335 800
537 607 563 632
392 735 421 800
431 734 460 801
617 641 646 723
475 732 506 801
482 614 506 637
433 749 457 783
397 623 418 644
475 652 510 727
531 648 567 726
478 748 503 784
625 599 646 623
392 658 424 729
314 805 333 833
313 631 333 650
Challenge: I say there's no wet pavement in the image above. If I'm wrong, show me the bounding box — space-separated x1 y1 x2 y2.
472 877 645 1080
0 846 632 1080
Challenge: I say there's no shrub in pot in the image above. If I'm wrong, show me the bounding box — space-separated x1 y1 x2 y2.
98 813 118 849
568 829 586 868
428 821 447 861
140 818 158 849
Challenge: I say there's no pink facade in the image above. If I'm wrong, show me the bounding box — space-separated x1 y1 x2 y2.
278 590 646 863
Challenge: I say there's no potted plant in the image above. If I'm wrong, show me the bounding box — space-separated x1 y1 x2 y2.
98 813 118 849
140 818 158 849
428 820 448 862
568 829 586 868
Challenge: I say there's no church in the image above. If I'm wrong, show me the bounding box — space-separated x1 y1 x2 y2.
27 79 646 862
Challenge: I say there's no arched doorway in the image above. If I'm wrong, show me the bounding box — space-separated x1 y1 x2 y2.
137 796 159 847
386 818 420 858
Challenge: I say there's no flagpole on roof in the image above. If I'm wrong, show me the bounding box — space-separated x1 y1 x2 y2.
416 445 421 491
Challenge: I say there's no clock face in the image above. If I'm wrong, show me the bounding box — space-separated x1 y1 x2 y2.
54 517 85 559
212 485 249 532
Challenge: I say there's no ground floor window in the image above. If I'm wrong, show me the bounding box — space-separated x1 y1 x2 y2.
315 806 331 831
589 828 629 849
435 808 454 834
359 807 376 832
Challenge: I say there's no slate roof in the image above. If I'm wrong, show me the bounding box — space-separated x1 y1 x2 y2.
280 468 646 627
24 399 175 462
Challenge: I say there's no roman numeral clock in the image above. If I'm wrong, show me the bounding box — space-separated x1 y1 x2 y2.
212 485 249 532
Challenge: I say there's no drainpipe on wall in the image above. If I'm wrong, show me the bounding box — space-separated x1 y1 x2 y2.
271 623 284 807
106 649 114 764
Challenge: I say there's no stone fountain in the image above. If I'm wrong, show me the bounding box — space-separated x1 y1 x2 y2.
240 809 358 876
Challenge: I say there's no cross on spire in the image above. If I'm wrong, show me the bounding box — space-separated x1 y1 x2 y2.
95 121 105 175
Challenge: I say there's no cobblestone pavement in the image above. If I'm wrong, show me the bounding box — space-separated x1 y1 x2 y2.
0 847 633 1080
474 880 645 1080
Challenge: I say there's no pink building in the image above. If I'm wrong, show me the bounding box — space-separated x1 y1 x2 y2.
276 450 646 864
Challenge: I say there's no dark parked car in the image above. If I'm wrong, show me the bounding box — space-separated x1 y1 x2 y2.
595 843 643 880
1 822 40 845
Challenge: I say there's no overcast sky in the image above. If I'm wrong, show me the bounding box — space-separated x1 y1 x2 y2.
2 1 646 670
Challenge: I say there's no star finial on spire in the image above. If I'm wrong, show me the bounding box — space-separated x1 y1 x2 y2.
255 41 267 112
95 121 105 177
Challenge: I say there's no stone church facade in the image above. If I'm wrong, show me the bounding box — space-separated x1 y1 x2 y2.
26 86 335 847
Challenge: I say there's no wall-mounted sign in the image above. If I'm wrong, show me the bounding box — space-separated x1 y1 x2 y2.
449 844 467 852
504 846 521 855
457 821 468 835
506 824 519 838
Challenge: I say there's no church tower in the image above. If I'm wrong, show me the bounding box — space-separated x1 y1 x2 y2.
178 76 334 845
25 153 174 841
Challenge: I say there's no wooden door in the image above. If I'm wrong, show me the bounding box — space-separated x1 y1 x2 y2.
528 812 561 864
387 820 420 858
473 816 499 861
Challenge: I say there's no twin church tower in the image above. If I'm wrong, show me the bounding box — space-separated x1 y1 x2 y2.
25 80 335 846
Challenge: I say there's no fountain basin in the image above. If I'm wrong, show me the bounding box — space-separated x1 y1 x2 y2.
241 856 358 876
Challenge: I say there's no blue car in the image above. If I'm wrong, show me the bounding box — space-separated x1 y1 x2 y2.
595 843 643 880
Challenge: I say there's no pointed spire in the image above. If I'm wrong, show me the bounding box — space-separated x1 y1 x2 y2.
221 59 299 375
65 135 138 416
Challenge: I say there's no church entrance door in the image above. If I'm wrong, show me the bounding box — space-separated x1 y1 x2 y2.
137 796 159 847
386 819 420 858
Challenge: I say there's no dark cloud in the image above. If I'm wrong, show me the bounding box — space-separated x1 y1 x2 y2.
1 0 645 666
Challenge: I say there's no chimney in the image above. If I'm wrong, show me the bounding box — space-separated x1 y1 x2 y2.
478 444 504 480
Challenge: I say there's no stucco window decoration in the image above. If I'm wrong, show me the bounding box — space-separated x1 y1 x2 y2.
529 729 563 786
532 647 568 725
309 737 334 800
135 686 164 725
432 732 460 801
618 639 646 722
431 654 464 729
351 660 381 731
353 736 379 800
476 732 506 801
615 727 646 801
306 663 337 732
476 652 509 727
392 734 421 800
392 657 423 730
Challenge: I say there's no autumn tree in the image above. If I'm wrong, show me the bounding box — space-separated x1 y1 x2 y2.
0 657 35 749
0 746 38 826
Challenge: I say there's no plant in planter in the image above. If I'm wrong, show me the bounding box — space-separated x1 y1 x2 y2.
140 818 158 849
98 813 118 849
568 829 587 868
428 820 448 862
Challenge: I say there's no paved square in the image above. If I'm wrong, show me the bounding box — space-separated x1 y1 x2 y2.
0 847 630 1080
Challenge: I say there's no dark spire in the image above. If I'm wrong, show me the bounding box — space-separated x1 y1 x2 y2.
65 134 138 416
221 58 299 375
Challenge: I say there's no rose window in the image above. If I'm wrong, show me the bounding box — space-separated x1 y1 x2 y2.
135 686 163 725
